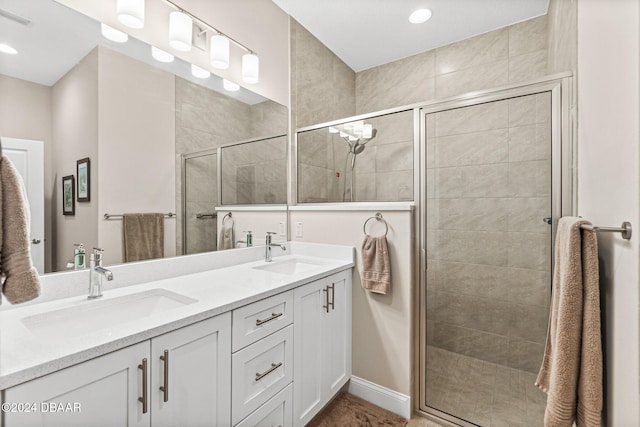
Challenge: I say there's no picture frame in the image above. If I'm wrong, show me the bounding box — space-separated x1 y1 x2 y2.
77 157 90 202
62 175 75 216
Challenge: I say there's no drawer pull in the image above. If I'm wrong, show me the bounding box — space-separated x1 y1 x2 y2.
138 358 148 414
256 312 283 326
255 362 283 381
159 350 169 402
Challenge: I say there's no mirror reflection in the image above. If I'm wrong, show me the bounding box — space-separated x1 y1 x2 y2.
0 0 288 274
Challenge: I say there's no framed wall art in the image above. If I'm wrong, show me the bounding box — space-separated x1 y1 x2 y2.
62 175 75 215
77 157 90 202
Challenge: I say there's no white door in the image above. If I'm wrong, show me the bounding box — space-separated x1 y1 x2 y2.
151 313 231 427
1 137 45 273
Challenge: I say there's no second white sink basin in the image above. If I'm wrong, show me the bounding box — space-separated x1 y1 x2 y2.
22 289 198 338
253 258 323 275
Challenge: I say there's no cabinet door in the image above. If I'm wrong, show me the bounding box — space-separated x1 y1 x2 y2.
151 313 231 427
3 342 150 427
293 279 326 427
323 270 352 397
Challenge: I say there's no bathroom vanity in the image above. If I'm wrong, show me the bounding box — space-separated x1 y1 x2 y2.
0 243 354 427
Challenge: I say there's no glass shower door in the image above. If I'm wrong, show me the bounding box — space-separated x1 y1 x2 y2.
183 151 218 255
424 92 552 426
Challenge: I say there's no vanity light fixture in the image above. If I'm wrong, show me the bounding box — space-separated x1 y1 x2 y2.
223 79 240 91
242 53 259 84
362 124 373 139
409 8 432 24
329 127 339 134
331 122 375 140
117 0 145 29
169 11 192 51
151 46 174 63
191 64 210 78
210 34 230 69
0 43 18 55
101 23 129 43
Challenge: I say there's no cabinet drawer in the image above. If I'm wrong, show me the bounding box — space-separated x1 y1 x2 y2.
232 325 293 425
232 290 293 351
235 383 292 427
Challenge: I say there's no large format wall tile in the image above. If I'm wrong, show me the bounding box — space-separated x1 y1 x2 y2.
435 129 509 167
435 28 509 75
435 163 509 198
435 60 509 99
435 101 509 137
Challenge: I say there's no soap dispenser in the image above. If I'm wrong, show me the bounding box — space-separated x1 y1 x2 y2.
245 230 253 247
74 243 86 270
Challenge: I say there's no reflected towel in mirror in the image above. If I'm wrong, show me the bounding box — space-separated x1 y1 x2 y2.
123 213 164 262
218 216 235 250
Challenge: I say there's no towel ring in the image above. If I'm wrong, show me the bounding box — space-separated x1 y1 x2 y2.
363 213 388 237
222 212 233 224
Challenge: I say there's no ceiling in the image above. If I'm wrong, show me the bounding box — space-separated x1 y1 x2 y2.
272 0 549 72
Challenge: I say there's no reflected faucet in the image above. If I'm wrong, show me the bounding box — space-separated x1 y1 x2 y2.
265 232 286 262
88 248 114 299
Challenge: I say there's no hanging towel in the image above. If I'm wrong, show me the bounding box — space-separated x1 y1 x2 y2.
535 217 603 427
360 235 391 294
122 213 164 262
0 156 40 304
218 216 234 250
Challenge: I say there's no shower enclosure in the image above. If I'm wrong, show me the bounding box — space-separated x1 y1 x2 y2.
418 77 572 426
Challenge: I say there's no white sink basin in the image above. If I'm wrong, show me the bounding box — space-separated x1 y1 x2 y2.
253 258 323 275
22 289 197 338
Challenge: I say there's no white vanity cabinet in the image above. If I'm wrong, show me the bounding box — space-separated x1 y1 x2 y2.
293 269 352 427
2 314 231 427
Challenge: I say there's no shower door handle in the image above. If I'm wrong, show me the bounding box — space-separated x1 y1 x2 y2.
543 217 552 225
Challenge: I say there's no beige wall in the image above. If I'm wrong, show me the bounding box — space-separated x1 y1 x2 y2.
98 47 176 267
547 0 577 74
51 49 99 271
0 74 53 272
290 209 413 396
577 1 640 425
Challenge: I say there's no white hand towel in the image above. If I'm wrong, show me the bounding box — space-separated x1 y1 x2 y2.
218 217 234 250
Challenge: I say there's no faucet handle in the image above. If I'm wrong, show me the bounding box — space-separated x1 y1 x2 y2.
266 232 277 235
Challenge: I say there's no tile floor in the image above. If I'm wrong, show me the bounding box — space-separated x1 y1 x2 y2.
422 346 546 426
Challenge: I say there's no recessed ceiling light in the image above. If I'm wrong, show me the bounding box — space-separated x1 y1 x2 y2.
409 8 432 24
101 23 128 43
0 43 18 55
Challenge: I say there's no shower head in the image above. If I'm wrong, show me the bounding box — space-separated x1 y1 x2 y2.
360 128 378 145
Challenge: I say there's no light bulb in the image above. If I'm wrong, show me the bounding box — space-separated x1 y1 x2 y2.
242 53 259 84
210 34 230 69
191 64 210 79
151 46 174 63
117 0 144 29
101 23 128 43
223 79 240 91
169 11 192 52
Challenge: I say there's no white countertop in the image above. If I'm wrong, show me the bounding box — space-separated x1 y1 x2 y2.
0 246 354 390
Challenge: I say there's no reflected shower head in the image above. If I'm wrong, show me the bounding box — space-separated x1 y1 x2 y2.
342 128 377 155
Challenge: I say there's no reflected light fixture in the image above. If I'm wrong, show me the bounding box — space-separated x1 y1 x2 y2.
0 43 18 55
191 64 210 78
223 79 240 92
151 46 174 63
169 11 192 51
117 0 145 29
210 34 230 69
242 53 259 84
409 8 432 24
362 124 373 139
101 23 128 43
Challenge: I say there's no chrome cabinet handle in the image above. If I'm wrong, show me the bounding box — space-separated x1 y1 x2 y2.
323 287 329 313
138 358 148 414
31 238 41 244
256 312 283 326
159 350 169 402
255 362 283 381
329 283 335 311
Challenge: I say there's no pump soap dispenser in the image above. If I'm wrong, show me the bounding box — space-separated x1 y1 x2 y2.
74 243 86 270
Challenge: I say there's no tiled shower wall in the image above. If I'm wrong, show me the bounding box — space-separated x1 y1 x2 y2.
425 93 552 373
175 77 287 254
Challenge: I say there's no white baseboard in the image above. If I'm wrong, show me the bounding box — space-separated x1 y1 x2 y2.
347 376 411 419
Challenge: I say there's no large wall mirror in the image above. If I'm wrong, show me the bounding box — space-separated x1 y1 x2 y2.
0 0 288 274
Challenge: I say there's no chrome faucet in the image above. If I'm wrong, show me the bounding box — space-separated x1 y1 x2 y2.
265 232 286 262
88 248 113 299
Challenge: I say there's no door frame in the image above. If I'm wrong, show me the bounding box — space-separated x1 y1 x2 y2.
413 74 575 424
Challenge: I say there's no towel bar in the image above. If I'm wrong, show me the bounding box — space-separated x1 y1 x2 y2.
104 212 176 220
196 213 217 219
580 221 632 240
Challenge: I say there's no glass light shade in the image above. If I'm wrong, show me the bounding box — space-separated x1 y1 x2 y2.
242 53 259 84
348 135 357 141
328 127 339 134
101 23 128 43
169 11 192 52
353 121 364 135
117 0 144 29
362 124 373 139
210 34 230 69
339 131 348 138
223 79 240 91
151 46 174 63
191 64 210 79
0 43 18 54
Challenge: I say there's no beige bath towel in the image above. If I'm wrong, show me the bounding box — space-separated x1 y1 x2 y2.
0 156 40 304
218 216 234 250
361 235 391 294
122 213 164 262
536 217 602 427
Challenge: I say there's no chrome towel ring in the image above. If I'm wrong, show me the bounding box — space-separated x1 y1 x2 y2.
222 212 233 224
363 212 389 237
